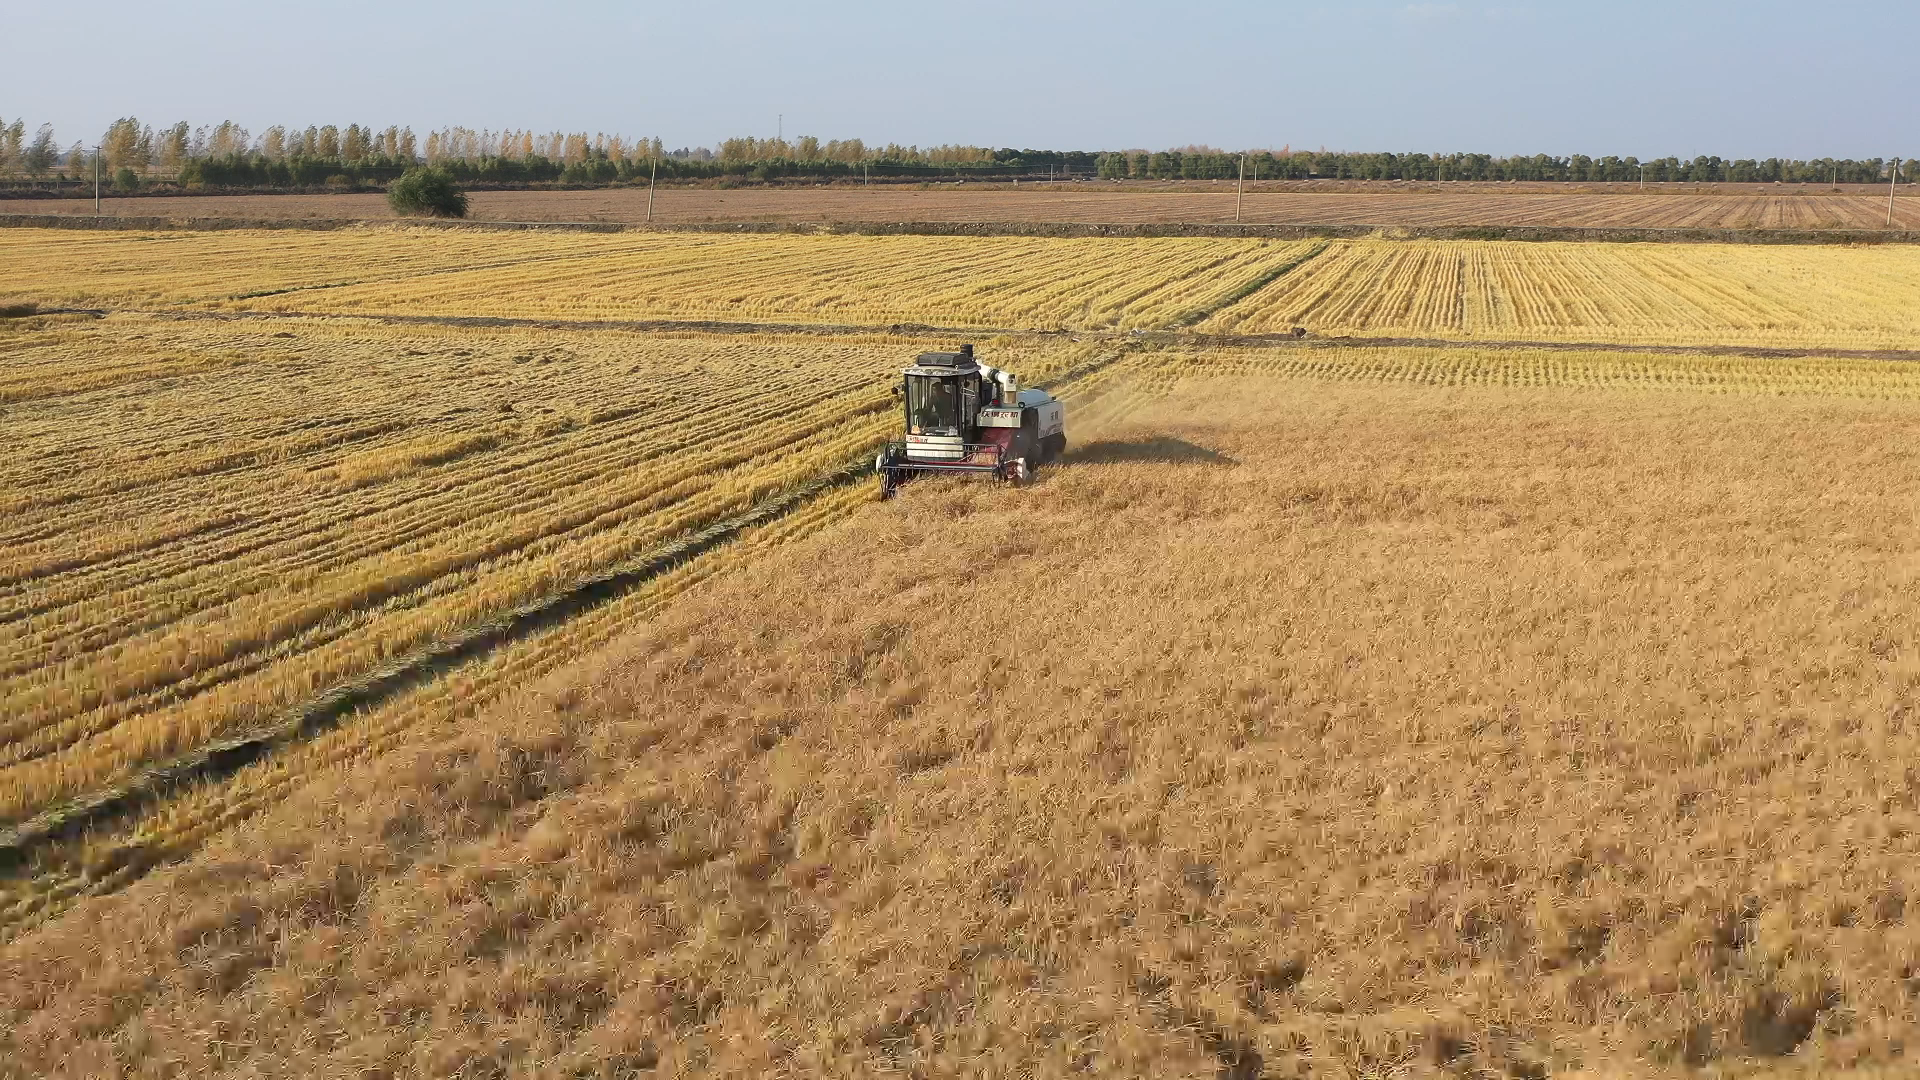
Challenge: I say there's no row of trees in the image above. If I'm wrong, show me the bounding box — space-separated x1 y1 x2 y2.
1 119 62 176
3 115 1912 188
1093 148 1916 184
0 117 424 178
0 116 1022 175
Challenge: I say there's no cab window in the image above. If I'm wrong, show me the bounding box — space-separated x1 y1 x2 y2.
906 376 961 434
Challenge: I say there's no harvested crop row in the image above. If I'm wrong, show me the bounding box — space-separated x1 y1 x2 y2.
1 479 881 937
245 235 1327 331
0 314 1098 827
1124 343 1920 399
1 339 1133 929
1201 239 1920 348
14 228 1920 349
1 227 1325 331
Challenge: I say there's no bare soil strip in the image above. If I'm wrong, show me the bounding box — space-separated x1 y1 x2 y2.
6 182 1919 230
8 211 1920 245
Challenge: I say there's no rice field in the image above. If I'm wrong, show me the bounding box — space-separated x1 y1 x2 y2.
0 313 1109 837
0 229 1323 331
7 228 1920 352
1115 342 1920 401
7 225 1920 860
1198 239 1920 349
6 225 1920 1076
6 369 1919 1078
8 308 1920 903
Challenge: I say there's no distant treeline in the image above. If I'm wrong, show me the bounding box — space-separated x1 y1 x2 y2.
1096 150 1913 184
0 115 1911 191
172 150 1094 189
0 117 1054 187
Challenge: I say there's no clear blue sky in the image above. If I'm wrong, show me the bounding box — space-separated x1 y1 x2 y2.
4 0 1915 158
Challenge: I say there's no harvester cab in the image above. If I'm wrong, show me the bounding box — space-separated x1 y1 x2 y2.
874 343 1065 499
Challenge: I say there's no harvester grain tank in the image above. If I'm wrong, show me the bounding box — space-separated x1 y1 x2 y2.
874 344 1065 498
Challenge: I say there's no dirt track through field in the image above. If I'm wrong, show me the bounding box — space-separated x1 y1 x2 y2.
54 305 1920 364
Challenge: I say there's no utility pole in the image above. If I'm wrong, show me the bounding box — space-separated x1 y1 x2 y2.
647 156 657 222
92 144 101 215
863 163 869 187
1235 153 1246 223
1891 158 1902 229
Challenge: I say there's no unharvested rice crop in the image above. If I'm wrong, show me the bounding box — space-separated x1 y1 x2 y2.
5 373 1918 1078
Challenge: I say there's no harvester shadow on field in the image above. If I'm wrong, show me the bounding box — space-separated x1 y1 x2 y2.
1065 435 1238 467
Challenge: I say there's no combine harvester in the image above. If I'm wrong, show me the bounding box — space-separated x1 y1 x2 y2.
874 344 1066 498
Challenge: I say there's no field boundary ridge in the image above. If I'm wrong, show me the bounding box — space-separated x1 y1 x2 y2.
75 307 1920 365
1145 331 1920 364
123 307 1029 341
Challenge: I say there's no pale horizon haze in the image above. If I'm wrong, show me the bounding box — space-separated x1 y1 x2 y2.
3 0 1915 159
